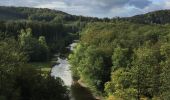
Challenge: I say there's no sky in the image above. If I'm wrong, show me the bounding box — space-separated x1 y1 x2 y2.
0 0 170 18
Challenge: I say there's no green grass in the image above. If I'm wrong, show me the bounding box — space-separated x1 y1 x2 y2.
26 62 52 75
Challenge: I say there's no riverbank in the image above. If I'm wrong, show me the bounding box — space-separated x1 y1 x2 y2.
76 79 104 100
50 41 102 100
71 80 98 100
26 62 52 76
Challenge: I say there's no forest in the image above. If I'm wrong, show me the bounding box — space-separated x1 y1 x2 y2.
0 6 83 100
69 22 170 99
0 6 170 100
0 6 104 100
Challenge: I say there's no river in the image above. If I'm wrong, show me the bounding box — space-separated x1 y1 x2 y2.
51 42 97 100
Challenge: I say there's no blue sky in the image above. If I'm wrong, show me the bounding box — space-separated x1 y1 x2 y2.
0 0 170 18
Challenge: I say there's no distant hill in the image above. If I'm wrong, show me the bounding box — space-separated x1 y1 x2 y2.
1 6 170 24
126 10 170 24
0 6 69 21
0 6 25 20
0 6 101 22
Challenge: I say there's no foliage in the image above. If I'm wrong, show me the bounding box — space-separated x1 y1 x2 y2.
69 22 170 99
1 6 170 100
0 38 69 100
0 6 98 55
69 44 111 91
19 28 49 62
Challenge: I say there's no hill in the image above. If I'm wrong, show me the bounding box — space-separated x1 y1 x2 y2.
1 6 170 24
0 6 101 22
0 6 68 21
126 10 170 24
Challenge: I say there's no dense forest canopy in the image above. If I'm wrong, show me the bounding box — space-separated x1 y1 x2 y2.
69 22 170 99
0 6 103 100
0 6 95 61
126 10 170 24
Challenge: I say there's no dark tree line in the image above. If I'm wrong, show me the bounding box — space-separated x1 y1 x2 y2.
0 6 102 22
0 20 79 53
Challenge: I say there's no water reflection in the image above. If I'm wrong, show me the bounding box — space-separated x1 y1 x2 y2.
51 42 97 100
51 58 72 86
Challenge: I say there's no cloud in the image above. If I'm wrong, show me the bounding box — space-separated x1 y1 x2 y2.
56 0 152 17
61 0 152 13
0 0 169 18
64 0 151 9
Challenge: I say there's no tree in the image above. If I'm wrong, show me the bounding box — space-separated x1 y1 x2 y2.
112 46 130 71
69 44 106 90
105 68 137 100
38 36 47 47
131 44 161 99
19 28 49 62
19 28 32 46
0 38 26 100
159 43 170 99
0 38 69 100
38 36 49 61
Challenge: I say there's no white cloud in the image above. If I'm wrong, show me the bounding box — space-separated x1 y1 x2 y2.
165 1 170 9
35 1 67 9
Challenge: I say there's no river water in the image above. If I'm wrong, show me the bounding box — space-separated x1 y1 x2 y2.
51 58 72 86
51 42 97 100
51 42 77 86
